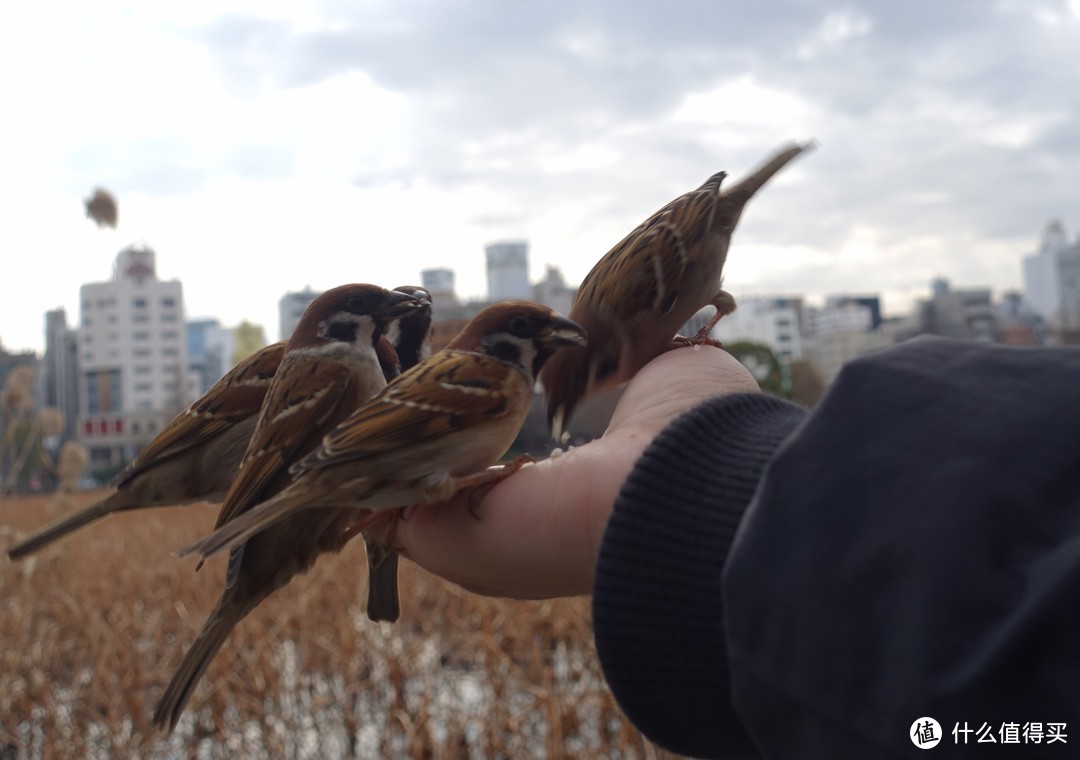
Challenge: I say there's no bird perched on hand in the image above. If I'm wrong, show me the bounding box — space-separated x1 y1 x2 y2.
151 283 422 733
177 301 587 565
366 285 435 623
540 141 813 437
6 341 286 560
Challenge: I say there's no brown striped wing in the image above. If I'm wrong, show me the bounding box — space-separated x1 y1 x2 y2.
213 356 352 528
298 351 521 472
572 172 723 322
114 342 285 488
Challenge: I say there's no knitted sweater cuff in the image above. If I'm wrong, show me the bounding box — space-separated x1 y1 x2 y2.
592 392 806 758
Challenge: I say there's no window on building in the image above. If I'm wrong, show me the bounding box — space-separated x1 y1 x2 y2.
134 297 147 308
133 347 151 357
85 372 99 414
134 365 151 374
162 296 176 307
133 331 150 340
162 347 179 356
135 382 152 392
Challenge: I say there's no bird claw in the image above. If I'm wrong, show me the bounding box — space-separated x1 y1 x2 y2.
669 333 725 351
341 511 392 544
455 455 534 519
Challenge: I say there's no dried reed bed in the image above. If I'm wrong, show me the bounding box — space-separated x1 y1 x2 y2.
1 491 679 759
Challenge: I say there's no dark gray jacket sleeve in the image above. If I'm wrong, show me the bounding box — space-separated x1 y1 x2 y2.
593 337 1080 759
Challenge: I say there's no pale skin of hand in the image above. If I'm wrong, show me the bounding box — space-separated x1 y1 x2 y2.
392 345 761 600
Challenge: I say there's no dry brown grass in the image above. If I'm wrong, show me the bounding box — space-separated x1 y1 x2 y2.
1 491 679 759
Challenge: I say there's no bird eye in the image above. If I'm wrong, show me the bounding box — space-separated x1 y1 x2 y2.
508 316 531 336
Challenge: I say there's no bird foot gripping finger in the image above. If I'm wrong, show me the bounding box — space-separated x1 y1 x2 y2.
455 455 535 519
669 333 725 351
340 510 395 544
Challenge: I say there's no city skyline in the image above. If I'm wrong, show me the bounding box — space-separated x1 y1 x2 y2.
4 215 1072 360
3 2 1080 354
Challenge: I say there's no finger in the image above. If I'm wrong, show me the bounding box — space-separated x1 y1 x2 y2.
608 345 759 434
395 437 637 599
395 346 758 600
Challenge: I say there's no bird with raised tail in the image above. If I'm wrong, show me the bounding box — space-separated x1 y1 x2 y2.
6 341 286 560
539 141 814 437
151 283 422 733
177 301 587 567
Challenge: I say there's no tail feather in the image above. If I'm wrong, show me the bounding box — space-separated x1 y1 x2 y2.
178 488 305 561
151 600 248 733
718 141 813 209
364 539 400 623
7 496 118 559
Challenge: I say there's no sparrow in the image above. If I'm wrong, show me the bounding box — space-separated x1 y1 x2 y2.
151 283 421 733
177 301 587 566
366 285 435 623
6 341 286 560
539 141 813 437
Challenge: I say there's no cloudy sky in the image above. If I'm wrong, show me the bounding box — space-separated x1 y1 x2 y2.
2 0 1078 354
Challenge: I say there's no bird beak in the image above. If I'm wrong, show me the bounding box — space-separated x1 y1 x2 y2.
394 286 432 306
379 289 424 319
540 316 588 348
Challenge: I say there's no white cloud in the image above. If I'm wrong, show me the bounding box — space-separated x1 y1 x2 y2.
2 1 1078 354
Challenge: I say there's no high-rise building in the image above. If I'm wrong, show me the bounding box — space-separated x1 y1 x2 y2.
421 267 463 316
805 295 897 383
233 321 269 365
532 265 575 316
1023 220 1080 330
279 287 322 342
77 243 190 472
187 318 236 396
911 278 997 342
485 241 530 301
43 308 80 442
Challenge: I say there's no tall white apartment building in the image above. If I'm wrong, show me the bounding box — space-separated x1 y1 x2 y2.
1023 220 1080 330
77 243 189 472
485 241 531 301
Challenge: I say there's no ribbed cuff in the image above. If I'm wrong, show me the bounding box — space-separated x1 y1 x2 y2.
593 393 806 759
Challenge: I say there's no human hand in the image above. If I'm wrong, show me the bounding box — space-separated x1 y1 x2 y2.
392 345 760 599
